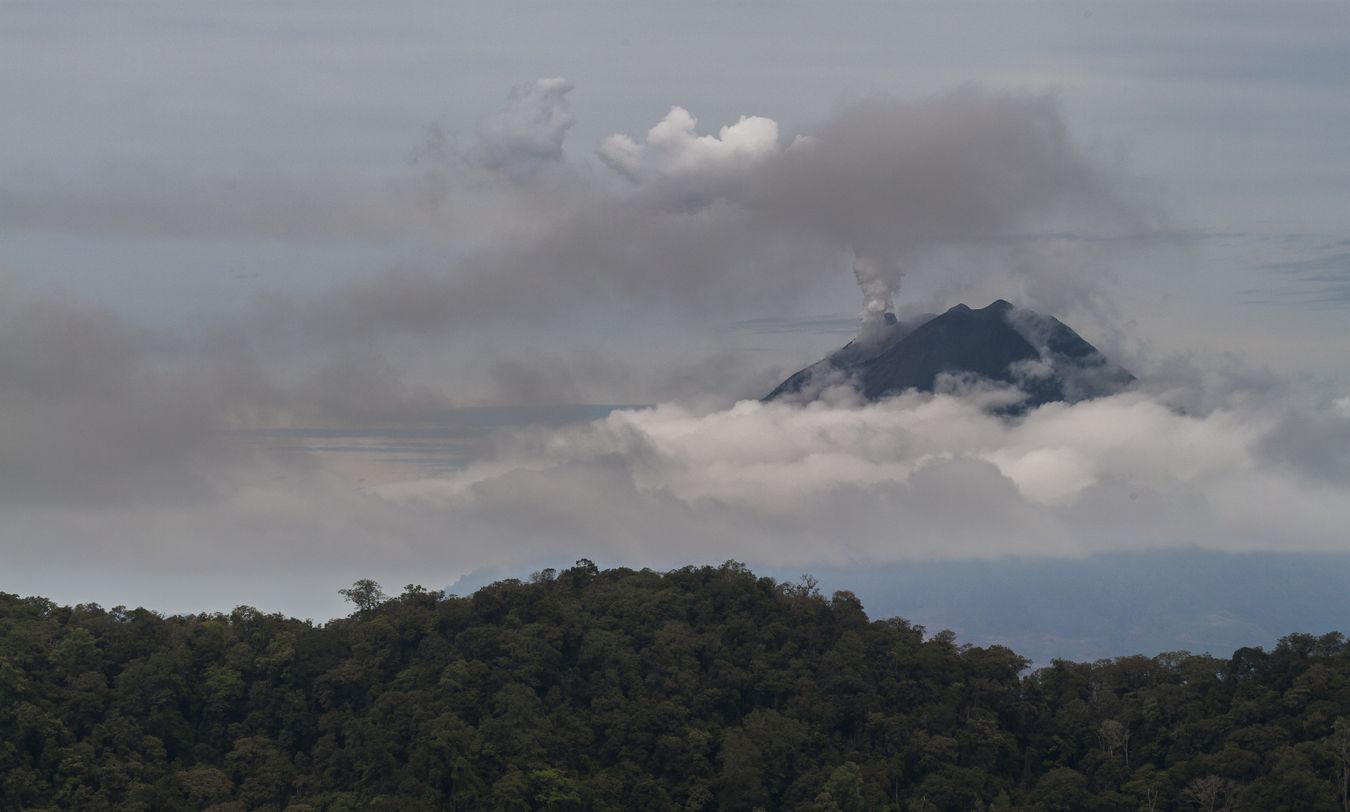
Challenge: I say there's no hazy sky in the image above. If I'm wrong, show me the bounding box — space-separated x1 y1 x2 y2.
3 1 1350 643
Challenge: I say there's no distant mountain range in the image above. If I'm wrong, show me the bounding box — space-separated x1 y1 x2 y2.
765 299 1134 409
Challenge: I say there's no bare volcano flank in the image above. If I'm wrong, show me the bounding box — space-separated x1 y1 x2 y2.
765 300 1134 409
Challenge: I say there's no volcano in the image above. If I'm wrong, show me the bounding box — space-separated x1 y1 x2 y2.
764 299 1134 409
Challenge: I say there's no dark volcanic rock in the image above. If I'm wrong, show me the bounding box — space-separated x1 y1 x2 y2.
764 299 1133 409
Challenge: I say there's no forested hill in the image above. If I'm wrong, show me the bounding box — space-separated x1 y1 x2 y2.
4 562 1350 811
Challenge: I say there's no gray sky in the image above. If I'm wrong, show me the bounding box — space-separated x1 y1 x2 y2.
3 1 1350 638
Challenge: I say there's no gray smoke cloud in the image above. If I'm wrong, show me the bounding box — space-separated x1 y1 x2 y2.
474 77 576 174
0 78 584 248
0 283 252 507
598 87 1153 333
2 83 1156 355
0 276 465 513
0 82 1169 509
0 81 1173 519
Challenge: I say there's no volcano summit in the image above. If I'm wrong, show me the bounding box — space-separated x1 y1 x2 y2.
765 299 1134 409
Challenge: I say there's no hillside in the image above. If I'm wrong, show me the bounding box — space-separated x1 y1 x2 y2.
3 562 1349 811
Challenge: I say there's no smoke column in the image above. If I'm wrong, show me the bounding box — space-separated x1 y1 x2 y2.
852 253 898 343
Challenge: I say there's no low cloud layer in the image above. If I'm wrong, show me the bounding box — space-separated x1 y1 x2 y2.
11 373 1347 622
5 255 1349 617
367 385 1350 570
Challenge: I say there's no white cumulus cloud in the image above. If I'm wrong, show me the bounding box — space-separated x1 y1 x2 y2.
599 106 786 183
369 386 1350 569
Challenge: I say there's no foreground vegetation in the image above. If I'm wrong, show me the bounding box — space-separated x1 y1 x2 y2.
3 561 1350 811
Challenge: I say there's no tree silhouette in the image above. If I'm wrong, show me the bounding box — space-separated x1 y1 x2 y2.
338 578 385 613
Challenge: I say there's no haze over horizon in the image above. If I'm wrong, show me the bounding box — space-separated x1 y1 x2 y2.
3 1 1350 660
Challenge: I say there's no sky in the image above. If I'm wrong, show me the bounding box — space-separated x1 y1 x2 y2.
3 1 1350 659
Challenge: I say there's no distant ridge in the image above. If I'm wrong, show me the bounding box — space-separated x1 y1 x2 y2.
765 299 1134 409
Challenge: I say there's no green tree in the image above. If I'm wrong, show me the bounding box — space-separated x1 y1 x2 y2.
339 579 386 614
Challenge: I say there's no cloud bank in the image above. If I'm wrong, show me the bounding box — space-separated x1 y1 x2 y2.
365 384 1350 573
10 362 1350 621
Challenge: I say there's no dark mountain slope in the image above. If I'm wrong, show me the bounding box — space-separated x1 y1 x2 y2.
766 299 1133 408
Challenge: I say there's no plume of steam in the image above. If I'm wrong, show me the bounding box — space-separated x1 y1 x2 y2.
851 253 898 342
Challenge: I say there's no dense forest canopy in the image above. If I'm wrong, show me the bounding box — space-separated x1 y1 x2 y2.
3 561 1350 811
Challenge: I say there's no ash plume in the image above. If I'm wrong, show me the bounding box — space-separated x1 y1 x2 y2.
598 87 1152 338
